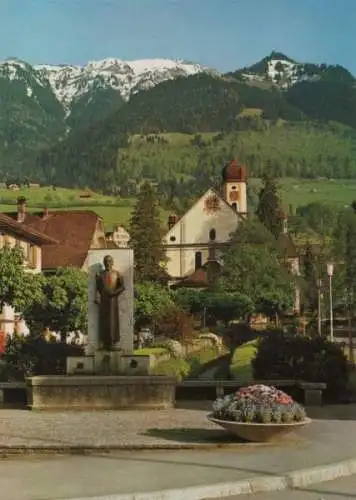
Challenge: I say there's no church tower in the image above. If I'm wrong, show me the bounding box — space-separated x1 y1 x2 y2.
222 160 247 214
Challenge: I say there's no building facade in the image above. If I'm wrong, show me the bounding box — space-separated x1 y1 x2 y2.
7 199 108 272
163 160 247 285
163 161 301 312
0 213 56 334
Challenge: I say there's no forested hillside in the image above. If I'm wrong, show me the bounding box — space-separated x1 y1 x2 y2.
2 51 356 189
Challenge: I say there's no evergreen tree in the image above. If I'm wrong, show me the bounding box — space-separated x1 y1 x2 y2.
256 169 282 238
332 209 356 362
129 181 167 282
303 242 318 313
218 218 294 322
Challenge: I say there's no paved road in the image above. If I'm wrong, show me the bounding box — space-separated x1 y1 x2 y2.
214 473 356 499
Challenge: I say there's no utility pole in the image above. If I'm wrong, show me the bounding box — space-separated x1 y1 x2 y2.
327 263 334 342
317 279 322 336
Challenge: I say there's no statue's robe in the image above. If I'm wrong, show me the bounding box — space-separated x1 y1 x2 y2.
95 269 124 349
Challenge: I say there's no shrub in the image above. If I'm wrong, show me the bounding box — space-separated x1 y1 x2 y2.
152 357 190 381
1 334 84 381
198 332 223 347
153 337 183 358
211 385 307 423
153 305 194 342
252 332 348 395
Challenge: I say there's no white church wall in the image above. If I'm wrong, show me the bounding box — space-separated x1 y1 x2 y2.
164 190 240 278
165 190 240 246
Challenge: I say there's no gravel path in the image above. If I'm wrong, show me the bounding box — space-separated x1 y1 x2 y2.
0 404 355 451
0 407 233 449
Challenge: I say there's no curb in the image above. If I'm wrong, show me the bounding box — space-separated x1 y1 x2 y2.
50 458 356 500
0 441 283 456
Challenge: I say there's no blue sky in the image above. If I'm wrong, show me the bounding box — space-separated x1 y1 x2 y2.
1 0 355 73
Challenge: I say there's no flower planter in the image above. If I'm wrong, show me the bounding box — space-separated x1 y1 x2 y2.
209 384 311 442
208 415 311 442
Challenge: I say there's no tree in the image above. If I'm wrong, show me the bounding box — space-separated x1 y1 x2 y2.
219 219 294 319
256 171 283 238
134 281 174 328
24 267 88 342
129 181 167 282
0 245 44 314
153 304 194 342
204 291 254 326
302 242 318 313
332 209 356 362
296 202 338 239
255 291 293 325
174 289 205 314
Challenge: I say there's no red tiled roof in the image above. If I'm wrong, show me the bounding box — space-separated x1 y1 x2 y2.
0 213 57 246
8 210 101 269
173 268 209 288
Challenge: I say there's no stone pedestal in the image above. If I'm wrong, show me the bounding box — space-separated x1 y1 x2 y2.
94 350 122 374
26 376 176 410
87 249 134 355
67 352 151 376
67 356 95 375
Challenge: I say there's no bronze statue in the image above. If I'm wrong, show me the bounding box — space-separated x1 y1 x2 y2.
95 255 124 350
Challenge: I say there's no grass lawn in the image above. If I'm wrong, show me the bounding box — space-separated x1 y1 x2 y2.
230 340 258 380
133 347 168 356
152 346 221 380
0 187 167 229
250 177 356 209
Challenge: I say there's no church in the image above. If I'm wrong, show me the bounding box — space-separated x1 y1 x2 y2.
162 160 300 311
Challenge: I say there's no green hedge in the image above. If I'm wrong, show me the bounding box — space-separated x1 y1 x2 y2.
252 332 349 395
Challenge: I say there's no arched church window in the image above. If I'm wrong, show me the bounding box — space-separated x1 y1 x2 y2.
209 228 216 241
195 251 202 270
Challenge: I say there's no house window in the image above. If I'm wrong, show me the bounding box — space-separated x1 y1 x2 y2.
195 251 202 270
209 228 216 241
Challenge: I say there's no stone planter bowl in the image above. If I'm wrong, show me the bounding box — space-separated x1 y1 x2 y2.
208 415 312 442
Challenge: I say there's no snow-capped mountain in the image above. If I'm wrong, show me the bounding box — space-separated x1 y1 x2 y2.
0 56 215 112
234 51 355 89
1 50 355 184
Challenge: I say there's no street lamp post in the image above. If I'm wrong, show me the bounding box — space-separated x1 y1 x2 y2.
316 278 322 336
327 263 334 342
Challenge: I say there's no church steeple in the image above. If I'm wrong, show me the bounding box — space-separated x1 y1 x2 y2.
222 160 247 213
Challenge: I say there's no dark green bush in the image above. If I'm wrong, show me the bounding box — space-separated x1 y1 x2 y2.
252 332 348 395
1 334 84 381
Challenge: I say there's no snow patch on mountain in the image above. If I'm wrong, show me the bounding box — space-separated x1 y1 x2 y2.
240 55 322 88
0 56 215 112
34 57 215 109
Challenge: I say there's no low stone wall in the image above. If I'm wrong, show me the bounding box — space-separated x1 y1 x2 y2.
26 375 176 411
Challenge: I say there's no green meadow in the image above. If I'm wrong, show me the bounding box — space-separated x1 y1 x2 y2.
0 179 353 229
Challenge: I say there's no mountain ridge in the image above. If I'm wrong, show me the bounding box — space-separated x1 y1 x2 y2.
1 51 356 187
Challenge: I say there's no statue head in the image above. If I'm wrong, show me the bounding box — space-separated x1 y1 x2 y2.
103 255 114 271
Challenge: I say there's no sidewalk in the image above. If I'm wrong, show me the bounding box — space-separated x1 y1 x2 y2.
0 404 356 499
